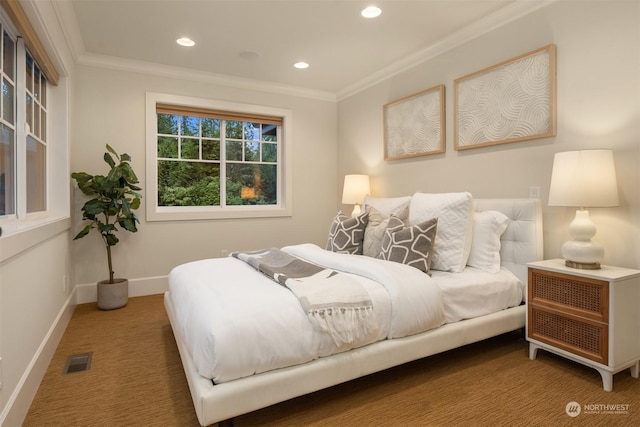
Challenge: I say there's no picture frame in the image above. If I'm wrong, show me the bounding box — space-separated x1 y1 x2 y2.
454 44 556 150
383 84 445 160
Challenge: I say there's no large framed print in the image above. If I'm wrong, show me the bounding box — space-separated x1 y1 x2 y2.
383 84 445 160
454 44 556 150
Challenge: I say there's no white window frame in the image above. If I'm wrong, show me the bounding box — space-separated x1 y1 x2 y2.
145 92 293 221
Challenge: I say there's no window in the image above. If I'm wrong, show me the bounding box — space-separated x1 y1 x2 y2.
0 17 49 219
146 93 292 221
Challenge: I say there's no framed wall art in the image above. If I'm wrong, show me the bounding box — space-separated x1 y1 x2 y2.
383 84 445 160
454 44 556 151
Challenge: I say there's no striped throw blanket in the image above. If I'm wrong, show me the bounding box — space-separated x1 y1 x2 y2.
232 248 374 346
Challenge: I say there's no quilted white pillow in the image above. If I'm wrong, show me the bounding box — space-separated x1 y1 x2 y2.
408 192 473 273
467 210 510 273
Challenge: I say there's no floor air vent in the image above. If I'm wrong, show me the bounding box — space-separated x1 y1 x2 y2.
63 352 92 374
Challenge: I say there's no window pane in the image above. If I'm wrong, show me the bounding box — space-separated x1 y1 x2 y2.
158 160 220 206
0 123 14 215
33 104 40 137
244 122 260 140
2 78 14 124
226 120 243 139
26 94 32 130
3 31 14 81
244 141 259 161
201 118 220 138
40 75 47 107
41 110 46 141
181 138 199 159
262 124 277 142
158 136 178 158
26 54 33 93
202 139 220 160
262 142 277 162
226 140 242 161
34 66 41 103
158 113 178 135
26 135 46 213
182 115 199 137
226 163 277 205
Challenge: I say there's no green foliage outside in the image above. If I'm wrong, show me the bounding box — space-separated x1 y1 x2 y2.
156 113 278 207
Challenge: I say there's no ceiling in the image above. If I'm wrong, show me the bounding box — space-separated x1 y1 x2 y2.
56 0 544 99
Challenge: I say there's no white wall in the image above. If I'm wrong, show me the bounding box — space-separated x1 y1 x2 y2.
71 65 338 286
337 0 640 269
0 1 76 423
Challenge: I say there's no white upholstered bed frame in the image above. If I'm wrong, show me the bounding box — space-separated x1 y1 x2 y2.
164 198 543 426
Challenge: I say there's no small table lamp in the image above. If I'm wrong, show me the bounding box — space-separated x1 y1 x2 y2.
342 174 370 218
548 150 619 269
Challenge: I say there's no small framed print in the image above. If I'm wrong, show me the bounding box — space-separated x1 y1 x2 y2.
383 84 445 160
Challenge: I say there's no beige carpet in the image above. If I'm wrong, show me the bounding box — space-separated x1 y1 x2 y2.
24 294 640 426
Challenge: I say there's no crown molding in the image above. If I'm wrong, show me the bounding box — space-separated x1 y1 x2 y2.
75 51 337 102
336 0 558 101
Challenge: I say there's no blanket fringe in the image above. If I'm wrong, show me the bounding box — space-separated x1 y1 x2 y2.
307 306 373 346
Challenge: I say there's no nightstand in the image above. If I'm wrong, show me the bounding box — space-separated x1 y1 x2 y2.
526 259 640 391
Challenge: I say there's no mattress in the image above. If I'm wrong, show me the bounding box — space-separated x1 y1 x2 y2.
168 243 446 383
431 267 524 323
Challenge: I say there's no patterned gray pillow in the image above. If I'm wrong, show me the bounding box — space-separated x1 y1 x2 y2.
326 211 369 255
377 216 438 273
363 204 409 258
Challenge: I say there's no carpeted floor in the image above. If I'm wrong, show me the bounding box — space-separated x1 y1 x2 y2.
23 294 640 426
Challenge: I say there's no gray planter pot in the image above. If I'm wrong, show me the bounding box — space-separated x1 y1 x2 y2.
97 278 128 310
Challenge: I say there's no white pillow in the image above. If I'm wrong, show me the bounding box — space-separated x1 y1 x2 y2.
362 195 411 215
467 211 510 273
409 192 473 273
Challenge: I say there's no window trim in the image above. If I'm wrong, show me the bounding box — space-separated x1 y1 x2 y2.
145 92 293 221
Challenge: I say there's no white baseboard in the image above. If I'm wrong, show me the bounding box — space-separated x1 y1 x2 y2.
2 275 168 426
1 291 76 427
75 275 169 304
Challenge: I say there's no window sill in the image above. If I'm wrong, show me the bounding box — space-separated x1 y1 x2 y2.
0 215 71 262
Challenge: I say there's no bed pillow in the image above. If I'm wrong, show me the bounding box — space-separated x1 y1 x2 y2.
362 195 411 215
377 215 438 274
326 211 369 255
467 210 510 273
363 204 409 258
409 192 473 273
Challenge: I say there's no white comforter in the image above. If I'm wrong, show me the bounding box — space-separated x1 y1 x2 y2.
168 243 446 383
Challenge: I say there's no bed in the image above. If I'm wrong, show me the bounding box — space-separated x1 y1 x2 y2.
164 195 543 426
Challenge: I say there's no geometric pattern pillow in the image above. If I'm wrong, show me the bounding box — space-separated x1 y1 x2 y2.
377 216 438 273
325 211 369 255
362 204 409 258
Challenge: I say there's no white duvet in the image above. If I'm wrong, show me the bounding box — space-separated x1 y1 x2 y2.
168 243 446 383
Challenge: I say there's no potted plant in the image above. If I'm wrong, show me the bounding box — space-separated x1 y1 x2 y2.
71 144 142 310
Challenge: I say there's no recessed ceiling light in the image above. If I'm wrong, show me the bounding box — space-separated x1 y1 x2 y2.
176 37 195 47
294 61 309 69
361 6 382 18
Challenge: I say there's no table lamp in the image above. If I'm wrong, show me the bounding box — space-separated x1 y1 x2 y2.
548 150 619 269
342 174 370 218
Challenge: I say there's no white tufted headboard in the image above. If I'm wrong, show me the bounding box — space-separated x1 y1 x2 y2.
473 198 544 286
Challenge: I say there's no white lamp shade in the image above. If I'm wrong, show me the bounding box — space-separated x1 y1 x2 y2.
342 174 370 205
548 150 619 207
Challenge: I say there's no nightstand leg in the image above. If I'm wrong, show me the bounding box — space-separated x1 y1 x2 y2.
596 368 613 392
631 361 639 378
529 343 539 360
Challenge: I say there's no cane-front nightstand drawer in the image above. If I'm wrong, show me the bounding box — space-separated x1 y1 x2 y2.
529 305 608 364
528 268 609 323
